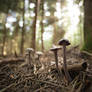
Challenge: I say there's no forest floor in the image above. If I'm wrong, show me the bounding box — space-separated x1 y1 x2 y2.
0 46 92 92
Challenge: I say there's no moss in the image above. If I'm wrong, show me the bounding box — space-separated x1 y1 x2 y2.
82 33 92 53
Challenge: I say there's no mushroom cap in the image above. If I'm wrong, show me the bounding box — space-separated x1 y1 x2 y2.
58 39 70 46
50 46 61 51
36 51 43 55
26 48 34 52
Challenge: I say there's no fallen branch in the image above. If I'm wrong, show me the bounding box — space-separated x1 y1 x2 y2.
0 58 24 65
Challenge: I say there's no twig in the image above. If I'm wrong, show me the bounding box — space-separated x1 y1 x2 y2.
0 83 16 92
34 86 49 92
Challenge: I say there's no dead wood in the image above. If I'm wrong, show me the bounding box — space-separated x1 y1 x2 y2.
51 62 87 81
0 58 24 65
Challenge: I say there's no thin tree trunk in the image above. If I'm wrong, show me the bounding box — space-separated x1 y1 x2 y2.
31 0 39 52
41 0 44 52
20 0 25 55
2 14 8 56
2 23 7 56
13 17 20 54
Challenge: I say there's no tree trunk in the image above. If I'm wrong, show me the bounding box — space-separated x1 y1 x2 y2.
20 0 25 55
13 17 20 54
2 15 7 56
41 0 44 52
83 0 92 53
2 24 7 56
31 0 38 52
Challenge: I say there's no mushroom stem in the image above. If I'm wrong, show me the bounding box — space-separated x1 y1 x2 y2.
54 50 59 71
38 55 40 62
50 46 62 76
28 51 31 65
63 45 72 83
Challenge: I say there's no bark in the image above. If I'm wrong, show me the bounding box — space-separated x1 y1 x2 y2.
20 0 25 55
41 0 44 52
31 0 38 52
13 17 20 54
83 0 92 52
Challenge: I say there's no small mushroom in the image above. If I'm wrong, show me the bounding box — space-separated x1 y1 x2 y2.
25 48 34 66
50 46 61 74
26 48 34 53
58 39 72 83
36 51 43 66
36 51 43 61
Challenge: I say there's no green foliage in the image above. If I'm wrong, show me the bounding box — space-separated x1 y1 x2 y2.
0 0 21 13
74 0 82 4
45 16 58 26
45 0 56 3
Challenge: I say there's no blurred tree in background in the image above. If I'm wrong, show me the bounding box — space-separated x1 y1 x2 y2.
83 0 92 53
0 0 21 55
0 0 91 56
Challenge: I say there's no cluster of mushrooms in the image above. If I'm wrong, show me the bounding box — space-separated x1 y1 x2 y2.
25 48 43 73
25 39 87 84
50 39 72 83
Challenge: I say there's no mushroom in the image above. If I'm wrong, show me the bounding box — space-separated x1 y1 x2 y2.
26 48 34 66
35 51 43 71
36 51 43 61
50 46 61 74
58 39 72 83
26 48 34 52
